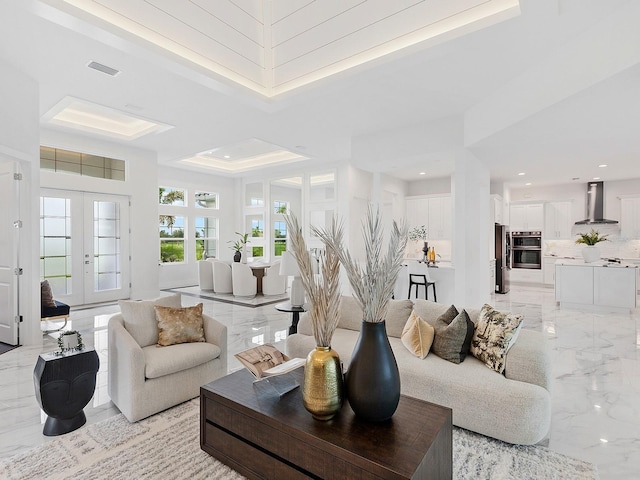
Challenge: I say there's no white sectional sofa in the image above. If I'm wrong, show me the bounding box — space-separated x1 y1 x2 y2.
285 297 551 445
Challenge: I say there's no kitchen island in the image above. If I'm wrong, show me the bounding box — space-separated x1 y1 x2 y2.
555 259 638 312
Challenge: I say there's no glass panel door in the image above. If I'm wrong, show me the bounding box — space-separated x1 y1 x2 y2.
84 194 130 303
40 190 130 306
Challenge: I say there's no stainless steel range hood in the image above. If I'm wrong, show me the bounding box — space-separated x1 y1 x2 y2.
575 181 618 225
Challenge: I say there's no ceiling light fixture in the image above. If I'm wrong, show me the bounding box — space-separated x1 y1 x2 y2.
223 155 230 159
419 172 426 175
598 164 608 168
593 177 600 180
525 182 532 186
41 96 173 140
518 172 525 176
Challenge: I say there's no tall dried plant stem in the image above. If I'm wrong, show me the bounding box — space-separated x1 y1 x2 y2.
284 214 342 347
314 204 408 323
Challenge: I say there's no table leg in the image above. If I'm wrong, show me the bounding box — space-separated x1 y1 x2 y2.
288 311 300 335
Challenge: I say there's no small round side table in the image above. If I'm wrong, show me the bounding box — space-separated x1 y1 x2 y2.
33 347 100 436
275 302 307 335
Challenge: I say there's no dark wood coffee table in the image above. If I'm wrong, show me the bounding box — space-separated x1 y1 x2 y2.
201 368 452 479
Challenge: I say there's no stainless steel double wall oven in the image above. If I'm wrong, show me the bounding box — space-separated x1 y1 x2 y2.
511 231 542 269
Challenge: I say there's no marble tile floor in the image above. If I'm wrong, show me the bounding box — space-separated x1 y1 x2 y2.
0 286 639 479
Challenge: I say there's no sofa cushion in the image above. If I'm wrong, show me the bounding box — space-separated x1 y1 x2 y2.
432 308 473 364
401 311 434 359
142 342 221 379
471 304 523 374
119 293 182 347
155 303 206 347
337 296 413 338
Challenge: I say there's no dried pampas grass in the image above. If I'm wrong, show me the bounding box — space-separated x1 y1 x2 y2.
284 214 342 347
314 204 407 323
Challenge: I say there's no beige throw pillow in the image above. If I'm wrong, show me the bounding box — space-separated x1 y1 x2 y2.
155 303 206 347
118 293 182 347
401 311 435 359
470 304 523 374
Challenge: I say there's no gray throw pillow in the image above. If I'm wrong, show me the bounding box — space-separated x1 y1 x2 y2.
432 307 471 364
40 280 56 308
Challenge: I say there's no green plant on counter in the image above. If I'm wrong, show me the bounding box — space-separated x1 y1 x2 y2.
575 229 609 246
228 232 249 252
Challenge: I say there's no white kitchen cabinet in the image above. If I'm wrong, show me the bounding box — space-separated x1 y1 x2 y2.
406 198 429 232
544 201 572 239
594 267 637 308
406 195 451 240
510 203 543 231
491 195 504 225
427 196 451 239
555 260 638 310
555 264 594 305
621 197 640 239
543 257 557 286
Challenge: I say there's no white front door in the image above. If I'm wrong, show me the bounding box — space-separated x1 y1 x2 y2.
0 161 20 345
41 190 130 306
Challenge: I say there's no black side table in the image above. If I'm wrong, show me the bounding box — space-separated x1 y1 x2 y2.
275 302 307 335
33 348 100 436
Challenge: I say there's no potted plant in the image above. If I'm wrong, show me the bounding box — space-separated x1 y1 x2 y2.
228 232 249 263
316 205 408 422
408 225 428 261
57 330 84 353
575 228 609 263
284 214 343 421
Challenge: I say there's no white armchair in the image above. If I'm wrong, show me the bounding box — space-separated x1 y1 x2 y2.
197 260 214 290
108 294 227 422
262 260 287 295
231 263 257 297
212 260 233 294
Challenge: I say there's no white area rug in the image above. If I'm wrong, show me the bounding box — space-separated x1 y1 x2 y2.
1 399 597 480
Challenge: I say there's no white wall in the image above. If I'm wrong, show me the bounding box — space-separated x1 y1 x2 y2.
40 130 161 300
157 166 238 289
407 176 451 196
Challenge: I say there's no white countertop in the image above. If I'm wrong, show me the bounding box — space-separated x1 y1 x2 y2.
555 259 638 268
402 260 454 269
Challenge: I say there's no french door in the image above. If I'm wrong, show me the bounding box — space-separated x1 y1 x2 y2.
41 190 130 306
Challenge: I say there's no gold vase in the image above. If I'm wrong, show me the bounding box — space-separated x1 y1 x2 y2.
302 346 344 421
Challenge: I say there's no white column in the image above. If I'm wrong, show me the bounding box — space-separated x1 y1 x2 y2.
0 59 40 345
451 150 491 307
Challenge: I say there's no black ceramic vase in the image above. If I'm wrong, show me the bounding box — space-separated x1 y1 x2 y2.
233 251 241 262
345 320 400 422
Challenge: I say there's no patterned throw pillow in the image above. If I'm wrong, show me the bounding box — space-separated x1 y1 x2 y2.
154 303 206 347
40 280 56 308
401 310 435 359
470 304 523 374
432 306 474 364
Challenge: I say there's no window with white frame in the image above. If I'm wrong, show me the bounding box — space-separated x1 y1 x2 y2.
195 191 218 209
195 216 218 260
274 220 287 256
159 215 185 263
159 186 185 206
273 200 288 214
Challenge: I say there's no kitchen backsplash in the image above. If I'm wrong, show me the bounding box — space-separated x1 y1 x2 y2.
544 225 640 259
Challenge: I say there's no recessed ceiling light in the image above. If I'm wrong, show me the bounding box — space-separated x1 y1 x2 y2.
517 172 525 176
593 177 600 180
223 155 230 159
598 164 608 168
600 438 608 443
419 172 426 175
525 182 532 186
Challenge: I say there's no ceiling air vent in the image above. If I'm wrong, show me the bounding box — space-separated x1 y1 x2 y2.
87 61 120 77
